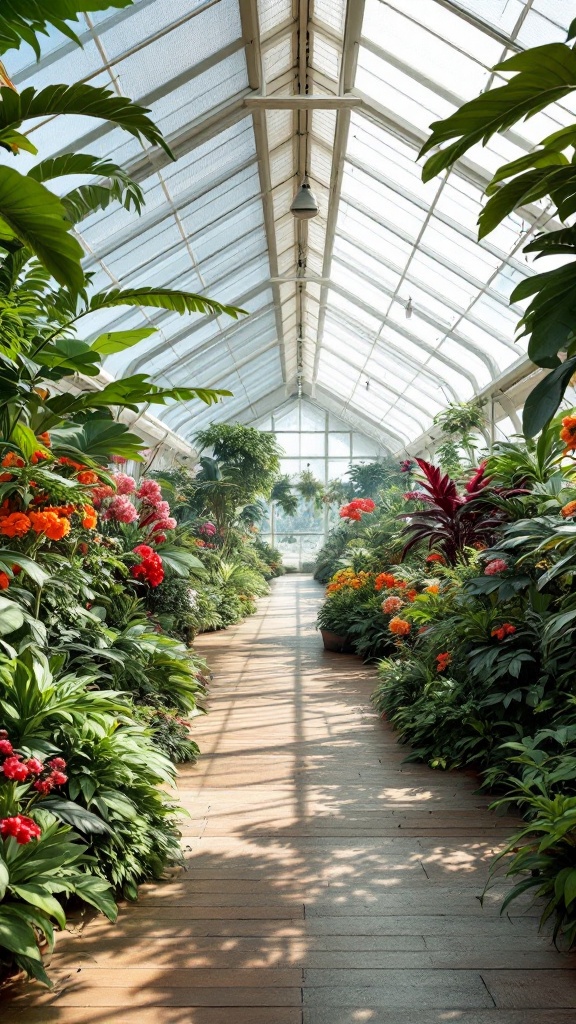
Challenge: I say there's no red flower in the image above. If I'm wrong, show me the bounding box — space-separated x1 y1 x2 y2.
47 757 66 771
436 651 451 673
0 815 41 844
49 770 68 786
33 778 53 795
426 553 444 564
2 756 29 781
133 544 154 558
491 623 516 642
0 572 9 590
25 757 44 775
0 738 13 755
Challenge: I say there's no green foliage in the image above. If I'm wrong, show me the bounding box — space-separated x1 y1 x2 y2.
0 1 132 58
0 812 116 986
420 32 576 433
271 474 298 516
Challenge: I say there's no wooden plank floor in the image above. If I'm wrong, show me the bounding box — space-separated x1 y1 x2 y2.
6 575 576 1022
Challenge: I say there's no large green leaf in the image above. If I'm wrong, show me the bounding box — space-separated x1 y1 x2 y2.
11 420 42 458
0 550 48 586
0 167 84 290
69 375 232 411
0 595 25 635
10 885 66 930
71 873 117 922
0 857 8 901
29 154 144 222
0 1 132 58
0 906 41 960
511 262 576 365
48 419 147 462
421 44 576 180
35 337 102 378
479 164 576 238
0 84 171 157
41 796 112 834
90 327 156 355
89 286 246 321
157 545 205 577
522 356 576 437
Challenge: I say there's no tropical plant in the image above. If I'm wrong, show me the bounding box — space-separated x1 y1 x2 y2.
270 474 298 516
0 811 117 986
420 22 576 435
296 468 325 510
400 459 503 564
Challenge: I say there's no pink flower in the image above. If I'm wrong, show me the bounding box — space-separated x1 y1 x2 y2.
102 495 138 523
154 516 176 531
382 595 403 614
153 500 170 517
137 479 162 503
200 522 216 536
111 455 127 465
485 559 507 576
115 473 137 495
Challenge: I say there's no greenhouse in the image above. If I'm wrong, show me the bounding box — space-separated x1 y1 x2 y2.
3 0 576 1018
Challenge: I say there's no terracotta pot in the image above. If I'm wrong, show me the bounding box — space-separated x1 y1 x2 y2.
320 628 355 653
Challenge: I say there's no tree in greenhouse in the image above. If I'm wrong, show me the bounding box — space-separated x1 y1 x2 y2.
420 19 576 438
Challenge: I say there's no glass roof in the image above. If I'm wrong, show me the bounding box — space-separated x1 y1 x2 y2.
7 0 576 453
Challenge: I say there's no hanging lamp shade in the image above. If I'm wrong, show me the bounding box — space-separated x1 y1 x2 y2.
290 176 319 219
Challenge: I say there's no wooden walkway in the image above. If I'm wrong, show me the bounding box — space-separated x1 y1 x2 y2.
8 575 576 1022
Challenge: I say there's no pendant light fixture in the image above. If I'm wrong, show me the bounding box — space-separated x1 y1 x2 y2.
290 174 319 220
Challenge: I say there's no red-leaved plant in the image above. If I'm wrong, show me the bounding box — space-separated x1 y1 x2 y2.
400 459 505 565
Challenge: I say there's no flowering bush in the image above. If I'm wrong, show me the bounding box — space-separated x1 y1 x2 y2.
339 497 376 521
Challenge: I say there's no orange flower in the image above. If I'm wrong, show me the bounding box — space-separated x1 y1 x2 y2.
28 510 70 541
0 572 9 590
425 584 440 594
44 505 75 517
407 589 418 602
58 457 85 470
77 470 99 485
82 505 98 530
30 450 50 465
375 572 397 591
436 651 451 672
0 473 12 482
36 432 51 447
1 453 24 469
382 595 403 614
389 616 410 636
561 500 576 519
426 553 444 564
0 512 31 538
560 416 576 453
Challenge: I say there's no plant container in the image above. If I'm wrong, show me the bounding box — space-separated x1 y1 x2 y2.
320 628 355 653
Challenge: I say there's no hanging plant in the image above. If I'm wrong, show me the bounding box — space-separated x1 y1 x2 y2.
296 469 325 510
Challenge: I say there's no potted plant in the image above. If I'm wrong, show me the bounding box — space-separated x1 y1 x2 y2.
316 571 374 653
